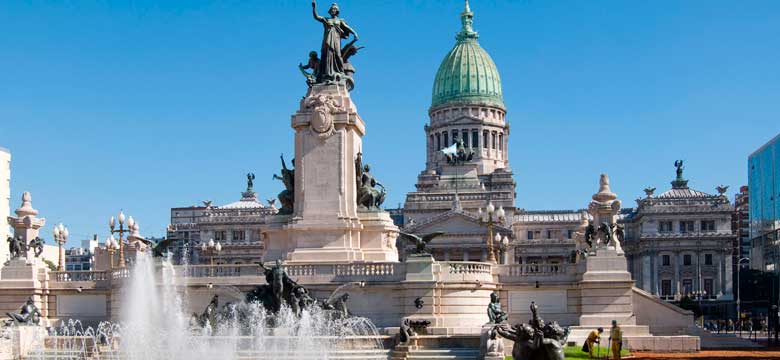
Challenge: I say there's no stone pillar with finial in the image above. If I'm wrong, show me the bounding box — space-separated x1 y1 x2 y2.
587 174 623 254
6 192 46 263
2 192 50 323
576 174 640 330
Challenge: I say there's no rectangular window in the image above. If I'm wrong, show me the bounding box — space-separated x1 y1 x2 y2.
436 134 441 150
683 279 693 295
546 230 552 239
429 135 434 150
214 231 226 241
443 132 449 147
659 221 673 233
704 278 714 298
462 130 469 148
232 230 245 242
683 254 692 266
679 221 694 233
527 231 534 240
661 280 672 297
701 220 716 232
472 130 479 148
483 131 488 149
452 130 458 142
499 133 504 151
491 132 497 149
662 255 670 266
705 253 713 265
567 230 573 239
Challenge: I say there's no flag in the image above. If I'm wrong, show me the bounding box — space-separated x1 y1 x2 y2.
441 143 457 156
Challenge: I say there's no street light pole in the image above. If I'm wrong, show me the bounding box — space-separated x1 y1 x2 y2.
52 223 69 271
200 238 222 276
736 257 750 325
109 211 134 268
106 235 118 270
478 202 505 263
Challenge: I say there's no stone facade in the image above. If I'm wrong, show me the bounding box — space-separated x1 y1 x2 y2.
512 210 587 266
0 147 10 267
196 190 275 264
166 205 207 264
622 167 735 316
165 181 278 265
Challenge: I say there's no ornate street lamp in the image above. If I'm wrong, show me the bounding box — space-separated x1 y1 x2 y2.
109 211 132 268
200 238 222 275
53 223 69 271
105 235 119 270
478 202 505 263
498 235 510 264
692 289 708 327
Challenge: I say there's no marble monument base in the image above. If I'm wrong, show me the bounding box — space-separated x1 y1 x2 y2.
579 247 636 326
262 212 399 263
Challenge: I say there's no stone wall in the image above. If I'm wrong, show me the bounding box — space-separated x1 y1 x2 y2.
632 286 695 335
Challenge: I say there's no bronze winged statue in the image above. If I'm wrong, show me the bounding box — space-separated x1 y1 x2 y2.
398 231 445 255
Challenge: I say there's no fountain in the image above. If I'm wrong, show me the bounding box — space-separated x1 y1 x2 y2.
20 252 387 360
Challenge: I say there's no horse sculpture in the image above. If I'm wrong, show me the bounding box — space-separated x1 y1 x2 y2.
28 237 44 258
7 236 27 260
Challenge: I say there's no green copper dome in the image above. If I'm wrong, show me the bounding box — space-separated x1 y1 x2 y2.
431 1 504 110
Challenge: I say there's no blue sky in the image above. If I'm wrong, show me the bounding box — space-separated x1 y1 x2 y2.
1 0 779 247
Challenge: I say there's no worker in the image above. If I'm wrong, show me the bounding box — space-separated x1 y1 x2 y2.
581 327 603 358
609 320 623 359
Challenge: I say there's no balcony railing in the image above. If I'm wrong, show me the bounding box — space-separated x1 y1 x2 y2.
496 263 577 283
51 271 108 282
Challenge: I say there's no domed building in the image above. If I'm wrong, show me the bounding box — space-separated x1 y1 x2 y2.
402 1 516 262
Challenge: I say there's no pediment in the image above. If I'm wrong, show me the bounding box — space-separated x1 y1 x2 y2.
406 210 512 235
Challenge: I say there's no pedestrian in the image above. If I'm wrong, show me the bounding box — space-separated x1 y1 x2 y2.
609 320 623 360
582 327 603 358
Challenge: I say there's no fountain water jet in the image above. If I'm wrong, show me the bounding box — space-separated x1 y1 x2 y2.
23 252 386 360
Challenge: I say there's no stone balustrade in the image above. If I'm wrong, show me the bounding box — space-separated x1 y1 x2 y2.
47 261 578 287
51 271 109 282
440 261 494 283
496 263 577 283
447 262 491 274
183 264 262 278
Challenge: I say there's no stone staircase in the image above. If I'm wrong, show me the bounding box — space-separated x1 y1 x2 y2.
390 335 482 360
391 345 480 360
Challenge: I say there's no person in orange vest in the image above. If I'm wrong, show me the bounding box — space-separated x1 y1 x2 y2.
609 320 623 359
581 327 603 358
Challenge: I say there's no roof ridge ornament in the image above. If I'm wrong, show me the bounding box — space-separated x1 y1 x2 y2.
671 160 689 189
456 0 478 41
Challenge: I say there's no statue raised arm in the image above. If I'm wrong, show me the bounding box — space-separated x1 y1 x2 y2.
309 1 359 86
311 0 325 23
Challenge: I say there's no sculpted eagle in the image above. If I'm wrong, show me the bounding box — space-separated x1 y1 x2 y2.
398 231 445 255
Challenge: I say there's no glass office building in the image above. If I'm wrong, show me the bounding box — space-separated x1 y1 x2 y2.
749 133 780 272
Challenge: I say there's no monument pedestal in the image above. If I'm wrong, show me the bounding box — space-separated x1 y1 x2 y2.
579 247 636 326
262 83 399 263
358 211 400 262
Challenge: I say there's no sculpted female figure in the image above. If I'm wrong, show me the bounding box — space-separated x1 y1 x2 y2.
311 1 359 83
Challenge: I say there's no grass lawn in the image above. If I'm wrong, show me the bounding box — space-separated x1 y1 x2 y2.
504 345 631 359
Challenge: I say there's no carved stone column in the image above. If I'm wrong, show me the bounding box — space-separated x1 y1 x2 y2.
673 251 680 298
